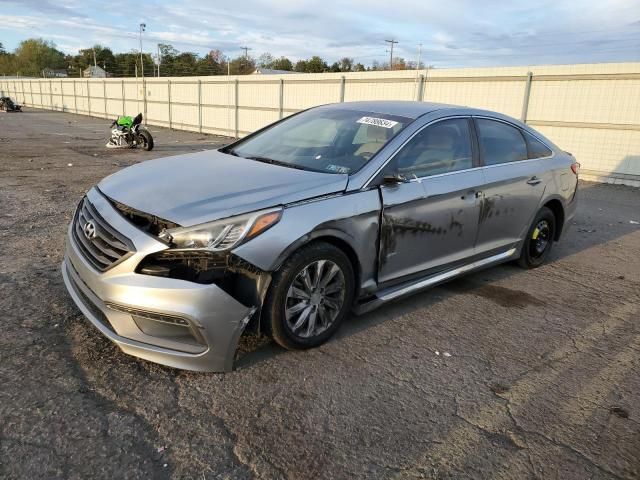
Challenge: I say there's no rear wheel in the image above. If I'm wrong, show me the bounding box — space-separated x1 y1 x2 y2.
137 129 154 151
517 206 556 269
264 242 355 350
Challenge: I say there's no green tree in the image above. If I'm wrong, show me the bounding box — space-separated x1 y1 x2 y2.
257 52 275 68
11 39 65 76
229 55 255 75
194 49 224 76
329 61 341 72
354 63 366 72
306 56 328 73
75 45 115 71
339 57 354 72
294 59 308 72
112 51 141 77
270 56 293 71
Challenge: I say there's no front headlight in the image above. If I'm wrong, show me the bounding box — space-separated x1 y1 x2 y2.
159 207 282 251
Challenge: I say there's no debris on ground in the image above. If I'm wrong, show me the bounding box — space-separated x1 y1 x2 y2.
610 406 630 419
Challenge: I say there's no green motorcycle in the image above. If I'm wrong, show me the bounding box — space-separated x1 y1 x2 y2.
107 113 154 150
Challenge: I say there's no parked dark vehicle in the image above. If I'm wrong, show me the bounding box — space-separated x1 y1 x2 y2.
62 101 579 371
0 96 22 112
106 113 153 150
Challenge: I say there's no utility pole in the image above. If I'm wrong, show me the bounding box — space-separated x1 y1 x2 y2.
139 23 146 78
416 43 422 70
239 46 251 73
92 48 97 67
157 44 161 77
385 39 398 70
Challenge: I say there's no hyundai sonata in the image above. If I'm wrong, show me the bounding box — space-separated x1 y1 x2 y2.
62 101 579 371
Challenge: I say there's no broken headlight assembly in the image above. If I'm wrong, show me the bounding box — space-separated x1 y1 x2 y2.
136 208 282 283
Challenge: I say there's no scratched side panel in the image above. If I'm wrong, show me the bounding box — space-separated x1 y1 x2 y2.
232 190 382 297
378 170 484 285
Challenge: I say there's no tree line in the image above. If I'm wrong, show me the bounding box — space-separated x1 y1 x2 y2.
0 39 423 78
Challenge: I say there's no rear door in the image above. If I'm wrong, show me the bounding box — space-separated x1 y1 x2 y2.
376 117 484 284
473 117 548 255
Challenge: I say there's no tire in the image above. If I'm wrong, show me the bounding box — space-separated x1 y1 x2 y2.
517 206 556 269
138 129 154 151
263 242 355 350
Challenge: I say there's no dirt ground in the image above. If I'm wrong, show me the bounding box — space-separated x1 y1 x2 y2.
1 109 639 480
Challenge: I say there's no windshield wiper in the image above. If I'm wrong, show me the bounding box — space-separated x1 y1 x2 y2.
244 155 313 172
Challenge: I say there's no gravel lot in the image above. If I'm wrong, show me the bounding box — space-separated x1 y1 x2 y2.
1 109 639 480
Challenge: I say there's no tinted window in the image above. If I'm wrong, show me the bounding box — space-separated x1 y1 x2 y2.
227 108 411 174
476 119 528 166
524 131 553 159
390 118 473 178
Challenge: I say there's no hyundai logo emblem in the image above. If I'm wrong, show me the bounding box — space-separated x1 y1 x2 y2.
83 220 97 240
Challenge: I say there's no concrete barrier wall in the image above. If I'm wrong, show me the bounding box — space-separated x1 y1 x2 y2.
2 62 639 187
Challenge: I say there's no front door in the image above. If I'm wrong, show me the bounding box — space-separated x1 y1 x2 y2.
377 118 484 285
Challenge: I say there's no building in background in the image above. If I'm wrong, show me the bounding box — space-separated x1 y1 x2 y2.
83 65 107 78
43 68 68 78
251 68 294 75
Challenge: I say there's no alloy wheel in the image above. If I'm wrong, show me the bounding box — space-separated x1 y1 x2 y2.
284 259 346 339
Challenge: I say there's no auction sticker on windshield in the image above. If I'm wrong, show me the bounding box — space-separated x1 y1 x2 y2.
356 116 398 129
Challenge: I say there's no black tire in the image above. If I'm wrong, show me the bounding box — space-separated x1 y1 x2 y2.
263 242 355 350
138 129 154 151
517 206 556 269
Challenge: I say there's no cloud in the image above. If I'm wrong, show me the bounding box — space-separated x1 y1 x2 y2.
0 0 639 66
0 0 87 17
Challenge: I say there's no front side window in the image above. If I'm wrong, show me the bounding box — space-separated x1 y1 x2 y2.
476 118 528 166
386 118 473 178
225 108 411 174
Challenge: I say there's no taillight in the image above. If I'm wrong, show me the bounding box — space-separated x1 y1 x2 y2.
571 162 580 175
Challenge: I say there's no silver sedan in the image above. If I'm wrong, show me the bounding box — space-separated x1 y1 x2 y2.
62 101 579 371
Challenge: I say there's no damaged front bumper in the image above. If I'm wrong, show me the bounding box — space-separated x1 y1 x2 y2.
61 188 261 372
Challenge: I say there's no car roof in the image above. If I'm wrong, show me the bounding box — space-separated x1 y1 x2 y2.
318 100 458 119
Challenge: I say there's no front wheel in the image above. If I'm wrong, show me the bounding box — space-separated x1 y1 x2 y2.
137 128 154 151
517 206 556 269
263 242 355 350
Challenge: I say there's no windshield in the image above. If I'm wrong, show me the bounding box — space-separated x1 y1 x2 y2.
225 108 412 174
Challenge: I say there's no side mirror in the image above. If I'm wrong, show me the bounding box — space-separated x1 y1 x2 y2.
382 173 407 185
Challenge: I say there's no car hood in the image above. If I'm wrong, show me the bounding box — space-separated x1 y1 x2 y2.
98 149 348 226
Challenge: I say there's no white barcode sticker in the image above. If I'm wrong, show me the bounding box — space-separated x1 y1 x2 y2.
356 116 398 129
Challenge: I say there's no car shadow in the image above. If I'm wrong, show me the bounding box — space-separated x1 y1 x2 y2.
235 180 640 370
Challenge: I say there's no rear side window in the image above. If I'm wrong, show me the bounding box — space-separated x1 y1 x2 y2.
476 119 528 166
524 131 553 159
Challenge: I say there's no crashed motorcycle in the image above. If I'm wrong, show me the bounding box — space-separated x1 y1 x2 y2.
106 113 154 150
0 96 22 112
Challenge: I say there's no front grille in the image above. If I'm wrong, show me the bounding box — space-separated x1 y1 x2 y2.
72 197 134 271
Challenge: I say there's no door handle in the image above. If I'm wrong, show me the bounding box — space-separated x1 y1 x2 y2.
527 176 542 186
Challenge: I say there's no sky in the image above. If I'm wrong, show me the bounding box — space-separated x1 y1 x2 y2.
1 0 639 68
